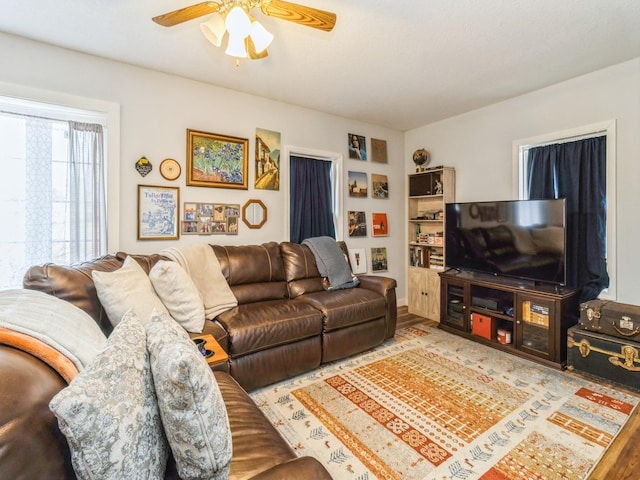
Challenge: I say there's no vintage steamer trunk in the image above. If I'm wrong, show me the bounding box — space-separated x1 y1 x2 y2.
567 326 640 393
579 299 640 341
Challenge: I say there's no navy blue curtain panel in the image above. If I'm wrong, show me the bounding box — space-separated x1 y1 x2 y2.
527 136 608 302
290 156 335 243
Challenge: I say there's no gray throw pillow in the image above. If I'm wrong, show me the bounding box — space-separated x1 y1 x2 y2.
49 309 168 480
146 309 232 480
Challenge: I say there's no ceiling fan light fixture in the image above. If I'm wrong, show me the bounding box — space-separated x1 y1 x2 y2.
249 20 273 53
225 6 251 37
200 14 226 47
226 31 249 58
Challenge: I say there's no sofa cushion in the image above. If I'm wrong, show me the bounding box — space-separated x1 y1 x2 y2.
149 260 205 333
213 371 298 476
216 299 323 356
23 252 167 336
146 310 232 480
0 346 73 479
279 241 325 297
295 288 387 332
92 255 169 327
212 242 288 303
49 310 168 479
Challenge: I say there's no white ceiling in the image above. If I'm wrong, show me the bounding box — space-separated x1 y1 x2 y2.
1 0 639 131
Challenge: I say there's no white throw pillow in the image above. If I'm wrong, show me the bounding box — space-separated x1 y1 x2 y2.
0 288 107 371
146 309 232 480
49 310 168 479
149 260 205 333
92 255 169 327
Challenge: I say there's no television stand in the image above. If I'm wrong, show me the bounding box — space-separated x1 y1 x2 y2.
439 270 579 369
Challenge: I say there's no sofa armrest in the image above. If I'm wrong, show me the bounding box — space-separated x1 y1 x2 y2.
248 456 332 480
357 275 397 339
357 274 396 296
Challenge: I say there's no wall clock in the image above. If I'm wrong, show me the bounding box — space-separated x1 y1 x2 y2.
160 158 181 181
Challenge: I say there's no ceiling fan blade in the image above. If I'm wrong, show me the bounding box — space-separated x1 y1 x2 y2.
153 2 222 27
260 0 336 32
246 38 269 60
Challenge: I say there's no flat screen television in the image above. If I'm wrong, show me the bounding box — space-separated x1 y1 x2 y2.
445 199 567 286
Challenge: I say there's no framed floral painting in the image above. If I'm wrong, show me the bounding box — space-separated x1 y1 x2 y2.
186 129 248 189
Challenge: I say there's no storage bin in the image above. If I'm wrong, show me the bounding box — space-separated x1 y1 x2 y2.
471 313 493 340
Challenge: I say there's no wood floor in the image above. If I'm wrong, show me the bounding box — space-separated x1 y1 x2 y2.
395 307 640 480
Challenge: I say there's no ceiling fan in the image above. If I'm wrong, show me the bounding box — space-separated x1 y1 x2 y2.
153 0 337 60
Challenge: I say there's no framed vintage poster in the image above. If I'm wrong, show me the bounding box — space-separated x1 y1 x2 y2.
371 247 388 272
348 171 368 197
348 247 367 274
137 185 180 240
255 128 281 190
186 129 248 189
348 210 367 237
372 212 389 236
370 138 388 163
348 133 367 160
371 173 389 199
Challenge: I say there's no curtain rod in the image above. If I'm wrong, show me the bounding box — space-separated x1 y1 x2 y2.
0 108 106 127
525 130 607 149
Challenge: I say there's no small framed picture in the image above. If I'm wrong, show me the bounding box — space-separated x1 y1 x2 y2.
371 173 389 199
348 171 368 197
348 211 367 237
184 202 197 221
137 185 180 240
186 129 248 189
348 133 367 160
182 220 198 233
371 247 388 272
372 212 389 236
371 138 387 163
349 248 367 274
255 128 281 190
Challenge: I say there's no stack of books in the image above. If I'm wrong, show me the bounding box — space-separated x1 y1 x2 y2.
429 252 444 268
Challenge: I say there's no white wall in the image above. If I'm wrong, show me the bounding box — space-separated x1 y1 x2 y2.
406 57 640 304
0 33 408 303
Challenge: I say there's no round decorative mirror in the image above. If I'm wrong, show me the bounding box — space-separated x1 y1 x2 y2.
242 199 267 229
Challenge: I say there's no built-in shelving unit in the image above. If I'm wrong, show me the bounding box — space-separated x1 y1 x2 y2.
407 167 455 320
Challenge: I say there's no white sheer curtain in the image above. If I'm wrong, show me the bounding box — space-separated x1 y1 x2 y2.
0 111 106 289
68 121 107 262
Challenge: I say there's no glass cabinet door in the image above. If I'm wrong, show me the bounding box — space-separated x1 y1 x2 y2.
442 278 468 332
516 294 555 360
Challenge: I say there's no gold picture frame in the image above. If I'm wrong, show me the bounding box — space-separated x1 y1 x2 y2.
186 129 248 189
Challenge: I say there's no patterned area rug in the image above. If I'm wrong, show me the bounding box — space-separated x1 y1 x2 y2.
250 325 639 480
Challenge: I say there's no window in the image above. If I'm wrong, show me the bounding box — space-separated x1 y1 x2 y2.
283 146 343 242
514 121 617 300
0 96 109 289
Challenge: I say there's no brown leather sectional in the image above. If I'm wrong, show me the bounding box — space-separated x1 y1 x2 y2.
1 241 396 479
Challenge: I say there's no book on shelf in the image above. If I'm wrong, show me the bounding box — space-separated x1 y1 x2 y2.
410 245 430 268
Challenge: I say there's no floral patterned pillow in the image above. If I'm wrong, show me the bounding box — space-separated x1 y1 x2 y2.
49 309 168 479
146 310 232 480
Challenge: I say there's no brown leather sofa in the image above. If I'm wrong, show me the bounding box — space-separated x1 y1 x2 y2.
2 241 396 479
24 241 397 392
0 346 331 479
